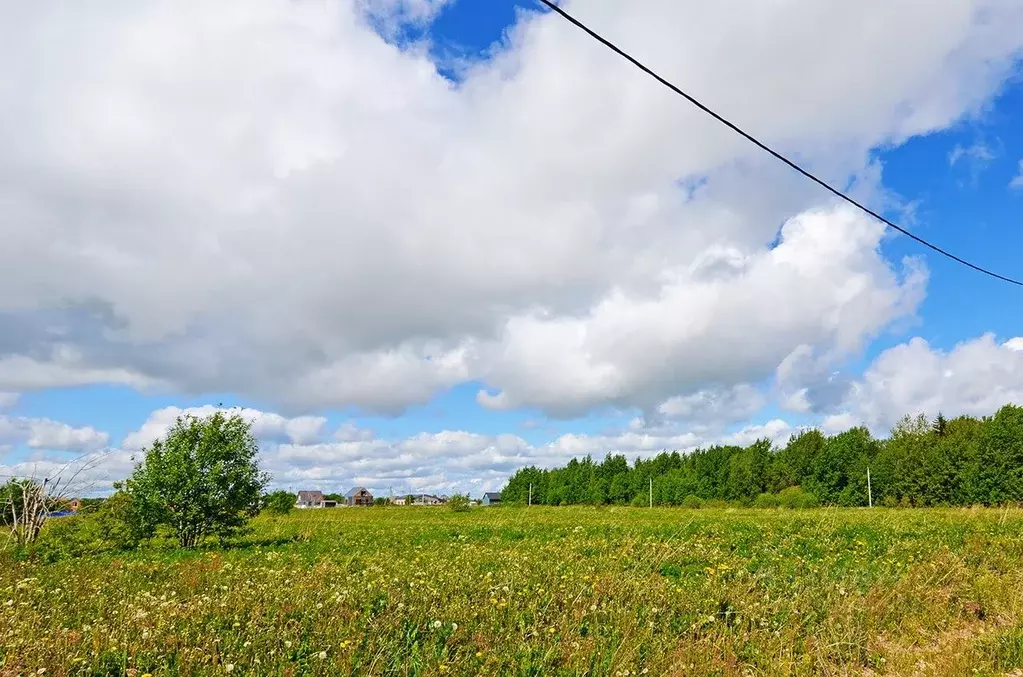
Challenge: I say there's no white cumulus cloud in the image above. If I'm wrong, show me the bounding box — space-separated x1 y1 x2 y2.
0 0 1020 417
122 405 329 450
828 334 1023 433
0 415 109 453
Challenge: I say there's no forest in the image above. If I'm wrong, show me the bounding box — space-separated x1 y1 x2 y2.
501 404 1023 507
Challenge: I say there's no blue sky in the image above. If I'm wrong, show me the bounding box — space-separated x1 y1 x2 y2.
2 0 1023 496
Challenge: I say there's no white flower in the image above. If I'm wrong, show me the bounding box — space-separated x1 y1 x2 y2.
451 623 458 632
318 651 327 660
284 641 292 648
432 620 442 629
225 665 235 673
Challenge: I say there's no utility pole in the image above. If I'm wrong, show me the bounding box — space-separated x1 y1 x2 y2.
867 467 873 508
649 477 653 508
528 483 532 507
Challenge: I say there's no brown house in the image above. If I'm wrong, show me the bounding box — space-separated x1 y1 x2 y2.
296 490 327 508
68 498 82 512
345 487 373 507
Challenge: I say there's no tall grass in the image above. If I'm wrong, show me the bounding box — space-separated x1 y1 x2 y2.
3 507 1023 675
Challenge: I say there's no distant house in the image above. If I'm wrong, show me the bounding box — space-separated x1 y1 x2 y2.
296 490 327 508
412 494 445 506
391 496 407 505
345 487 373 507
482 492 502 506
68 498 82 512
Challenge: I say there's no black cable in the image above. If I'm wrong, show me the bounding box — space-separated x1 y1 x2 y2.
536 0 1023 287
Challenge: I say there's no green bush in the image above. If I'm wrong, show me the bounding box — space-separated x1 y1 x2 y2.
95 490 154 548
753 492 780 508
33 515 103 562
681 494 704 509
124 411 267 549
448 494 471 512
34 491 159 561
262 490 295 516
777 486 821 509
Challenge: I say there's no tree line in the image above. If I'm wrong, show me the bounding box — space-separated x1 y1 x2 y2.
501 405 1023 508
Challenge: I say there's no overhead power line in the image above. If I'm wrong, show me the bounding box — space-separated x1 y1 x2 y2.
535 0 1023 287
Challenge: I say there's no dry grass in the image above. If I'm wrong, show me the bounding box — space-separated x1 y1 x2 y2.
3 507 1023 675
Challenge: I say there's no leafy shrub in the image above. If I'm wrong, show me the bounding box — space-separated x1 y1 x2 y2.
95 490 154 548
681 495 704 509
125 411 267 548
33 515 102 562
262 490 295 515
777 486 821 509
33 491 152 561
448 494 471 512
753 492 780 508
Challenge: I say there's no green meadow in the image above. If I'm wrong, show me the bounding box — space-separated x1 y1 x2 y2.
5 506 1023 676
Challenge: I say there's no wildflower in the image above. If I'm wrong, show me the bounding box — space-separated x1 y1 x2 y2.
451 623 458 631
284 640 292 648
318 651 327 659
432 620 442 629
244 641 251 648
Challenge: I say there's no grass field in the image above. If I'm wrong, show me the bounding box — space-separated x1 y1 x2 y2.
5 507 1023 676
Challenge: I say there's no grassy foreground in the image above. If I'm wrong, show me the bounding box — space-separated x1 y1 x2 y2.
4 507 1023 676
